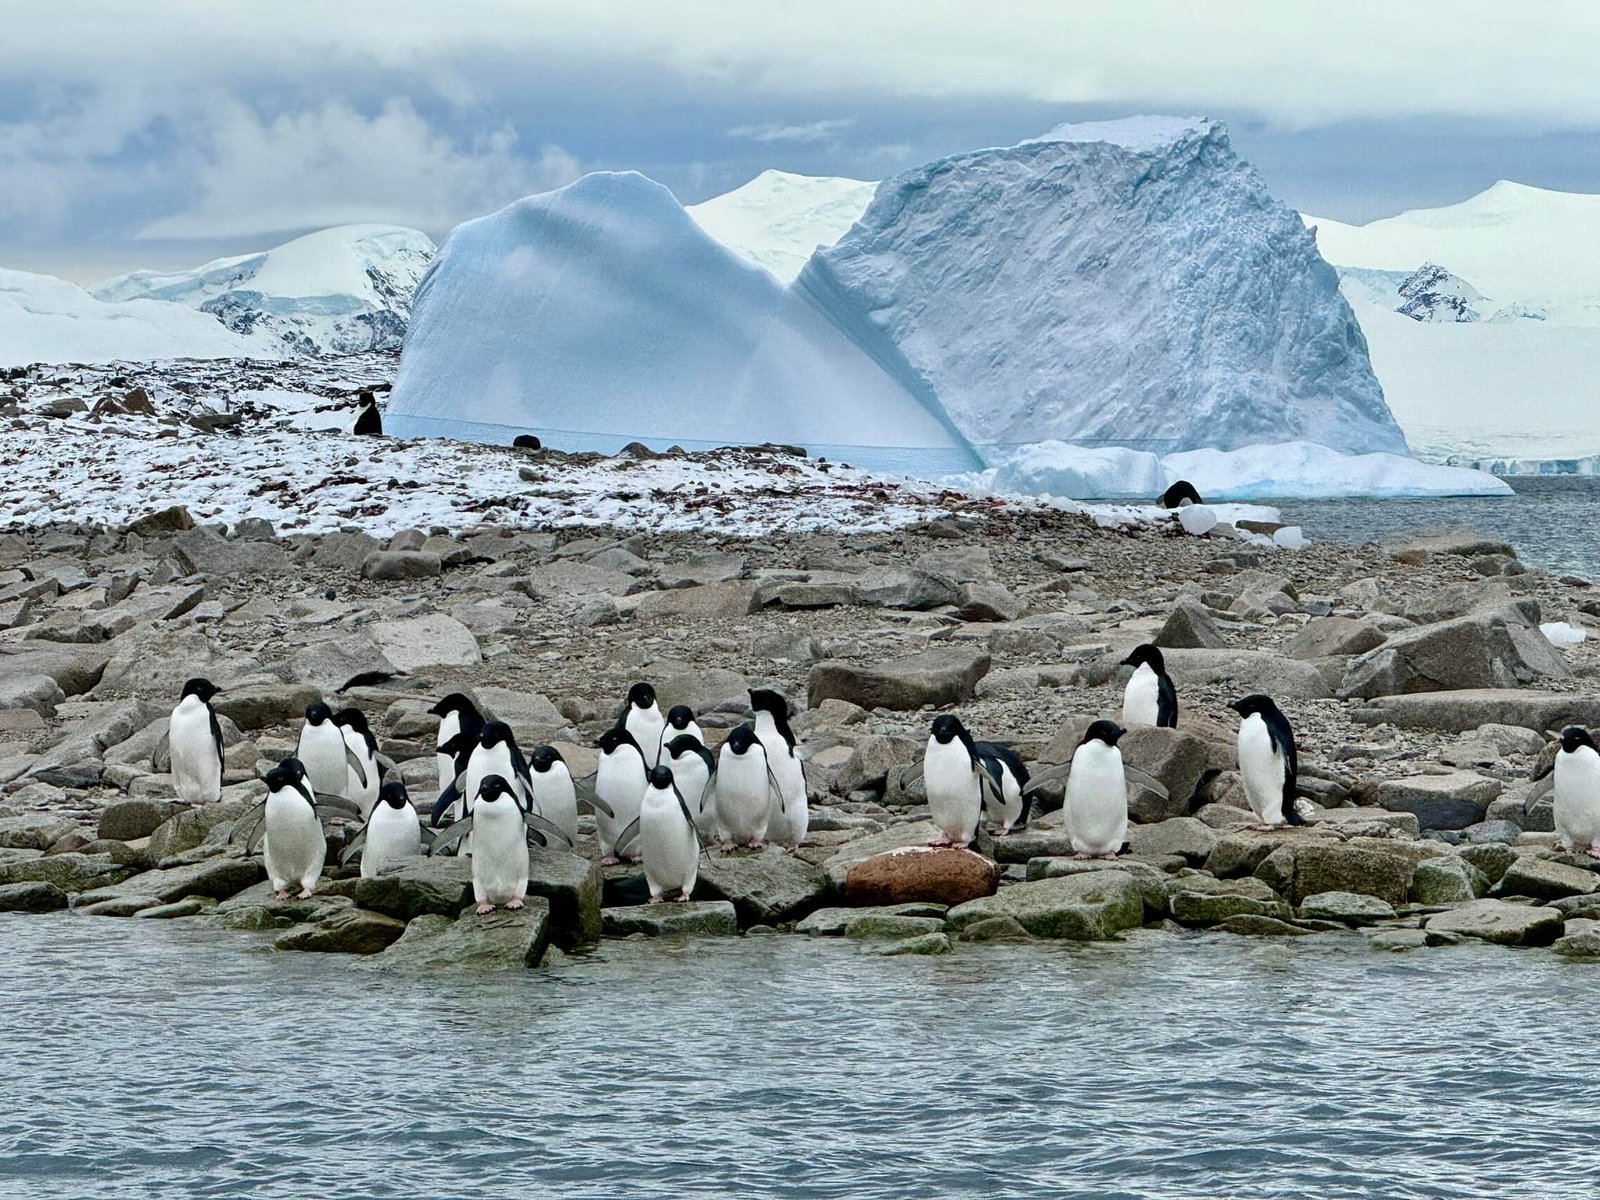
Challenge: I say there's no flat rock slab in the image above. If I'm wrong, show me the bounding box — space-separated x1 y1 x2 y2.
353 858 473 920
1213 914 1313 937
1253 838 1427 906
367 614 481 672
275 907 408 954
843 846 999 908
1025 858 1170 915
821 821 943 887
1170 876 1292 924
97 798 175 842
75 894 163 917
947 872 1144 940
367 902 552 971
1351 690 1600 735
209 883 352 930
697 852 829 928
0 852 130 895
874 932 952 955
1377 772 1503 831
0 880 68 912
808 650 990 712
101 857 263 905
601 901 737 938
1425 899 1563 947
1495 857 1599 901
213 685 322 731
795 903 950 936
1298 890 1397 925
135 897 208 919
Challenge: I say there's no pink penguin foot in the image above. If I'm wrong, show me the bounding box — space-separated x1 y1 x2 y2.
1072 852 1091 861
297 887 315 899
505 898 524 910
476 902 496 915
273 890 290 901
1588 847 1600 860
648 894 664 905
678 889 693 902
929 834 955 848
600 855 620 867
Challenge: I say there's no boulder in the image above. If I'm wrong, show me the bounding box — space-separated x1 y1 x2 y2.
696 852 829 927
1552 919 1600 959
1410 856 1488 904
1283 616 1387 661
796 903 949 936
1298 891 1396 925
209 883 350 930
1350 690 1600 735
600 901 738 937
653 667 752 716
126 504 194 535
913 545 994 583
1117 726 1211 820
0 852 129 894
146 798 254 861
526 846 603 948
1387 529 1516 560
1202 829 1311 879
632 581 759 622
955 582 1024 623
274 907 407 954
311 532 382 572
946 872 1145 940
1125 817 1219 864
134 898 207 919
842 846 1000 907
474 688 573 746
1169 876 1292 924
367 614 480 672
93 858 262 904
1340 607 1569 699
821 821 944 886
360 551 442 581
852 567 960 610
353 857 473 920
1214 914 1312 937
844 913 947 939
1424 899 1563 947
955 915 1034 942
97 798 175 842
0 813 80 851
1458 842 1518 884
1494 857 1598 901
808 650 990 711
1024 858 1170 915
171 528 289 576
368 902 553 970
874 932 953 955
0 673 66 717
1159 649 1332 700
212 684 322 731
1253 838 1420 906
0 880 67 912
1376 772 1503 831
1153 598 1227 650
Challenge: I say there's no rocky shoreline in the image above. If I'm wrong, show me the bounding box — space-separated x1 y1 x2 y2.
2 496 1599 966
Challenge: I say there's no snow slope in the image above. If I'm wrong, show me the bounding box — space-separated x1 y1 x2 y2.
686 170 877 283
93 225 435 355
1305 182 1600 325
799 117 1407 458
387 172 980 472
0 268 274 367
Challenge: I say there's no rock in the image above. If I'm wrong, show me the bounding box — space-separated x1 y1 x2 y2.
1298 891 1396 925
1214 914 1312 936
212 684 322 730
795 903 949 936
526 846 603 948
97 798 174 842
171 528 289 576
1025 858 1169 914
1410 856 1488 904
833 735 919 796
368 902 552 970
82 857 262 905
1283 616 1388 660
600 901 738 937
632 582 759 622
913 546 994 582
1169 876 1292 924
367 614 480 672
1388 529 1516 560
126 505 195 536
652 667 751 716
146 798 254 861
135 898 208 919
1157 649 1332 700
76 894 163 917
956 582 1024 623
1376 772 1503 831
0 814 80 851
208 883 350 930
1126 817 1219 864
1116 726 1210 820
0 880 67 912
808 649 991 711
842 913 947 939
285 636 398 692
1340 607 1569 699
1254 839 1420 906
353 858 472 920
853 567 960 610
1202 829 1306 878
946 872 1145 940
1153 597 1227 650
0 852 129 894
843 846 1001 907
1424 899 1563 947
822 821 944 886
956 915 1034 941
1465 819 1523 845
697 853 829 927
1459 842 1518 884
874 932 953 955
474 688 573 746
360 551 442 581
1552 923 1600 959
1370 928 1430 952
1550 893 1600 919
1351 690 1600 735
1495 857 1599 901
275 907 408 954
0 674 65 717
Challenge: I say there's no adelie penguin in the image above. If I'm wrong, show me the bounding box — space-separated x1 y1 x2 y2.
350 780 425 879
658 704 703 762
1552 727 1600 858
466 775 529 915
261 758 327 900
430 693 483 797
1159 480 1203 509
433 720 536 837
297 701 367 801
528 745 579 843
750 688 808 849
594 726 649 865
1120 644 1178 729
662 733 716 837
1065 721 1129 859
922 714 988 847
334 707 380 817
1230 695 1305 830
162 677 224 805
715 724 776 850
352 389 383 436
975 741 1031 836
635 764 701 903
618 682 667 766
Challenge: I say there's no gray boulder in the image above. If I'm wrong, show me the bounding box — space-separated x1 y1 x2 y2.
1376 772 1503 830
1169 876 1292 924
1298 891 1396 925
1153 598 1227 650
360 551 442 581
97 798 174 842
274 907 408 954
808 649 990 711
368 903 553 970
1350 690 1600 734
0 880 68 912
796 903 949 936
1494 857 1598 901
1424 899 1562 947
1410 856 1488 904
1283 616 1387 660
946 873 1145 940
601 901 738 937
1340 607 1569 699
697 852 829 927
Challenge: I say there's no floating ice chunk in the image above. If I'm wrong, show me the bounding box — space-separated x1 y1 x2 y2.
1178 504 1218 536
1541 622 1587 647
989 442 1166 500
1273 526 1306 550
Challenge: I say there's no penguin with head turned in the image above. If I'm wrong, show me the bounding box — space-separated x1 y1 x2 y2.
430 693 483 797
658 705 703 762
527 745 579 843
352 389 383 436
1230 695 1305 829
164 677 224 805
618 683 667 766
1552 727 1600 859
750 688 808 849
333 707 380 817
1120 645 1178 729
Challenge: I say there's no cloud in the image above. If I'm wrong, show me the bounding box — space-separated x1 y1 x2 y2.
138 99 579 239
727 118 856 145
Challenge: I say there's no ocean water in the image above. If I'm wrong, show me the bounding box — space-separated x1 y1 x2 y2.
3 915 1596 1199
1281 475 1600 579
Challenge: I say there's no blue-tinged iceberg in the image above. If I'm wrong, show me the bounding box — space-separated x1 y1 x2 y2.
387 172 980 473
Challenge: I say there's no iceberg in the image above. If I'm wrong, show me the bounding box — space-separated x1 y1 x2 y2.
686 170 877 283
990 442 1167 500
387 172 981 472
1161 442 1511 499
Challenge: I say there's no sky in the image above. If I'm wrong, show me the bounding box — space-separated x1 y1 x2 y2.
8 0 1600 283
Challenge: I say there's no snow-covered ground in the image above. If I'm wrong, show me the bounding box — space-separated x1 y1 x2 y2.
686 170 876 283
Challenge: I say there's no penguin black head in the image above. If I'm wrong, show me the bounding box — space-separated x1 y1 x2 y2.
305 701 333 725
477 774 516 803
180 677 221 703
529 745 564 773
1560 726 1597 754
749 689 789 720
724 724 759 755
480 721 515 750
1121 645 1167 675
647 764 674 790
265 756 308 792
930 714 970 746
438 730 476 760
379 780 410 810
598 727 641 757
333 707 371 735
1159 480 1203 509
626 683 657 711
1229 694 1281 720
1082 719 1126 748
665 732 706 759
429 693 480 720
666 704 696 732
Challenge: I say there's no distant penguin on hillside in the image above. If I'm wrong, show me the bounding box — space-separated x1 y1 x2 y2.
513 434 543 450
750 688 807 849
619 683 667 766
353 389 383 436
261 758 326 900
1064 721 1129 859
1552 726 1600 858
164 677 224 805
1230 694 1305 829
1120 644 1178 729
1159 480 1203 508
637 765 701 903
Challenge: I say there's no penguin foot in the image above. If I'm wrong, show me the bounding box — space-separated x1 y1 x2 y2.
678 889 693 902
297 887 315 899
648 894 663 905
505 898 524 910
1072 852 1091 860
1096 852 1119 861
719 840 735 852
929 834 955 847
273 889 291 901
475 903 496 915
1588 847 1600 860
600 854 620 867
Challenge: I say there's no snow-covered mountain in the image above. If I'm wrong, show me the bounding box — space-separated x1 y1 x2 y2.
387 172 980 471
799 116 1407 457
1396 263 1484 323
685 170 876 283
0 268 274 367
93 225 435 355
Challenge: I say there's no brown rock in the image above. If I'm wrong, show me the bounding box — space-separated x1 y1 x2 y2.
844 846 1001 907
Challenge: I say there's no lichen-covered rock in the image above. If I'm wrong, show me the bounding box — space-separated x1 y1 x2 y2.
601 901 737 938
0 880 67 912
1169 876 1292 924
1410 856 1488 905
1253 838 1421 906
697 852 829 927
274 907 411 955
947 872 1144 940
873 932 952 955
1298 891 1396 925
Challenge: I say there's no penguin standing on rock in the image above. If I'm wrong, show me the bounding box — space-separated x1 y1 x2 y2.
922 715 987 847
352 780 424 878
526 746 579 843
1121 645 1178 729
974 741 1032 836
715 724 775 850
636 765 701 903
1552 727 1600 858
433 720 534 834
1230 695 1305 830
430 694 483 797
334 707 380 817
1064 721 1129 859
466 776 529 914
595 727 649 865
751 689 808 849
261 758 327 899
163 677 224 805
297 702 366 801
352 389 383 436
619 683 667 766
663 734 716 835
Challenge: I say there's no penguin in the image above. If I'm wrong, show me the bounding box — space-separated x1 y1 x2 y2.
594 726 649 865
658 704 703 762
433 720 535 833
333 707 380 817
1159 480 1203 508
1552 726 1600 858
715 724 775 849
512 434 542 450
750 689 808 849
637 764 701 903
663 733 716 835
261 757 327 900
1120 645 1178 729
357 780 423 878
165 677 224 805
430 693 483 797
619 683 667 766
297 701 366 800
1230 695 1305 829
352 389 383 436
527 745 578 843
974 740 1032 836
467 775 529 914
1064 720 1129 859
923 715 988 847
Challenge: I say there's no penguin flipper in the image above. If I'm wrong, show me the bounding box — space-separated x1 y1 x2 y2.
766 764 786 814
1122 766 1169 800
418 826 437 848
339 829 368 865
430 776 464 827
614 817 642 859
523 810 574 849
313 792 363 818
150 731 171 773
227 802 266 850
573 774 614 819
344 746 369 789
428 816 474 857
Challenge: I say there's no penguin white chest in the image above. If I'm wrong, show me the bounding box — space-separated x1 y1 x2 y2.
756 721 808 847
1121 664 1160 728
923 737 981 844
716 750 772 844
530 764 578 842
1237 714 1286 823
471 797 529 906
435 711 460 794
667 752 713 821
595 750 647 855
627 709 667 765
640 787 699 899
263 789 326 894
1064 742 1127 856
1554 746 1600 852
298 724 349 799
362 803 422 878
168 697 221 804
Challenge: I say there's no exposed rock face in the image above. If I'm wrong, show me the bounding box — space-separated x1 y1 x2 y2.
1340 607 1569 698
1395 263 1484 323
946 872 1145 940
1376 772 1504 831
1425 900 1563 947
808 650 990 711
601 901 737 938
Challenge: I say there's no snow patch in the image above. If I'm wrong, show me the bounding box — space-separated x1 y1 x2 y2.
1541 622 1587 648
686 170 877 283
